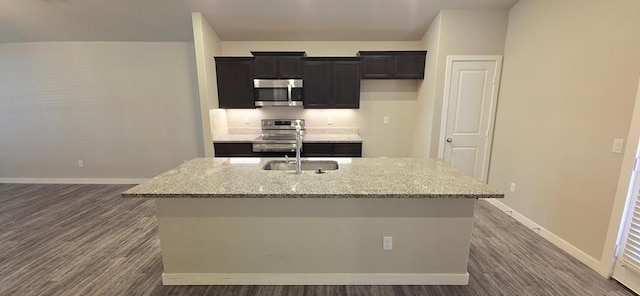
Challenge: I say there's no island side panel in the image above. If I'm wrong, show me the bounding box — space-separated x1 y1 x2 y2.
155 198 476 285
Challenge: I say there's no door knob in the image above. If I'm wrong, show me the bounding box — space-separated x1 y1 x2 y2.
446 138 453 143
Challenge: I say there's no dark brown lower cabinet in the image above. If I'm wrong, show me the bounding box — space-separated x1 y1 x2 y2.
302 143 362 157
213 143 255 157
214 143 362 157
214 143 294 157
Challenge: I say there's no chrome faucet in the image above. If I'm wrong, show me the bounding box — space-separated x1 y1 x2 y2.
294 125 302 174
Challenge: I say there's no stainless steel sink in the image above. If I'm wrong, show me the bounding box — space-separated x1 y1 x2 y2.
262 160 339 171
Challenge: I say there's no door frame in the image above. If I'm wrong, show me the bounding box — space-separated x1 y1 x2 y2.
437 55 503 183
601 77 640 278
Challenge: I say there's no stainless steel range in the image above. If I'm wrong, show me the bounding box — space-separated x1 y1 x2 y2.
252 119 305 153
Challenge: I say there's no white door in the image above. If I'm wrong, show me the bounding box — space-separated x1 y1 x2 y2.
439 56 502 182
612 156 640 294
611 79 640 294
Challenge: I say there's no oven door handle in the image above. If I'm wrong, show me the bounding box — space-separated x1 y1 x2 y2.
252 143 300 153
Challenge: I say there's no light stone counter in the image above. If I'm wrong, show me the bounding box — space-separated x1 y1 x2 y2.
212 127 363 143
211 133 363 143
122 158 502 199
301 133 362 143
125 157 502 286
211 133 258 143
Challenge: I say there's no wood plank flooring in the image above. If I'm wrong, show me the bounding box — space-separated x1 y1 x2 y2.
0 183 634 296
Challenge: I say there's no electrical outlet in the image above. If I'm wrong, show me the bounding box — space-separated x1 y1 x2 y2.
509 182 516 192
77 160 84 168
383 236 393 251
327 117 333 125
243 116 251 125
383 116 389 124
612 138 624 154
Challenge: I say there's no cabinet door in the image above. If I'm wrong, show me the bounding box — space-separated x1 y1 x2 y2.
277 56 303 78
214 143 255 157
214 143 297 157
302 143 333 157
302 143 362 157
253 56 278 79
361 55 394 79
215 58 255 108
303 61 333 108
333 61 360 108
333 143 362 157
394 54 426 79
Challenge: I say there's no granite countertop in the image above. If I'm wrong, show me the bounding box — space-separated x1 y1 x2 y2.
212 127 363 143
122 158 503 199
301 134 362 143
212 133 363 143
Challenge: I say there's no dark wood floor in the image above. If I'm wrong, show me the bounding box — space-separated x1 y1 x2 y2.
0 183 634 296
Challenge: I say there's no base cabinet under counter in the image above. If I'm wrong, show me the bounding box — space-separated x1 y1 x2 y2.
214 142 362 157
302 143 362 157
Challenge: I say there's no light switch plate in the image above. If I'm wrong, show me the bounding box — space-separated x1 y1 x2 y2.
612 138 624 154
383 116 389 124
383 236 393 251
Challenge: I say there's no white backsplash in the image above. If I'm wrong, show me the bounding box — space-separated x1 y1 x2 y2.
224 108 358 128
209 80 420 157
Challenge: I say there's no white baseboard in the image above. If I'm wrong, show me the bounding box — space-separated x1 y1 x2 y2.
483 199 601 272
0 178 148 184
161 272 470 286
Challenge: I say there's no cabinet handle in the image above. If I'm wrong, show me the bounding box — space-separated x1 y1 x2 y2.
446 138 453 143
287 84 292 102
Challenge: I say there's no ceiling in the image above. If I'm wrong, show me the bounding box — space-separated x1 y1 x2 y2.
0 0 519 43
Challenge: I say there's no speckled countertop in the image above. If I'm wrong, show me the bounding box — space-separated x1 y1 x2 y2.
212 127 363 143
212 133 363 143
122 158 503 199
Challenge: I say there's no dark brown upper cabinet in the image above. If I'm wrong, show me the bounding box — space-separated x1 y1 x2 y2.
303 57 360 109
214 57 255 109
251 51 306 79
358 51 427 79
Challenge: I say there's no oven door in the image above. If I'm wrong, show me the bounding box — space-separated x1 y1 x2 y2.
254 80 303 107
252 143 299 153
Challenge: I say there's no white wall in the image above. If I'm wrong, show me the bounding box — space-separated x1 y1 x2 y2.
422 10 509 158
192 13 222 157
412 13 442 158
221 41 423 57
217 41 424 157
489 0 640 263
0 42 202 179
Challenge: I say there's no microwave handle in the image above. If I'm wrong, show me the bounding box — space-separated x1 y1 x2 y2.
287 84 292 102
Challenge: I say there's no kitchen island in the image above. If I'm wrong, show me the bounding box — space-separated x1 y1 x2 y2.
122 158 502 285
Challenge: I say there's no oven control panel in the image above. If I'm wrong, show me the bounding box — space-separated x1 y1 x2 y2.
261 119 305 130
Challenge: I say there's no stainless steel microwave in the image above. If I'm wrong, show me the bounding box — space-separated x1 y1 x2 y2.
254 79 303 107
